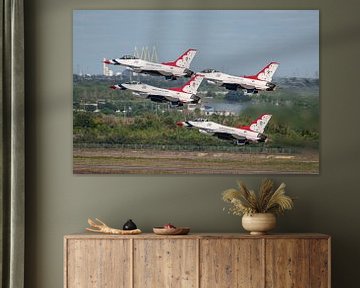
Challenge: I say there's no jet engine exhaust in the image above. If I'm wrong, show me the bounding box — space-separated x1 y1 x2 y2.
266 82 276 91
184 68 194 77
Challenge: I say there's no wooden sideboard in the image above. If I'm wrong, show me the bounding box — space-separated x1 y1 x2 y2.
64 233 330 288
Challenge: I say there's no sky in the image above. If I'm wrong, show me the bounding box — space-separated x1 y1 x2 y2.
73 10 319 78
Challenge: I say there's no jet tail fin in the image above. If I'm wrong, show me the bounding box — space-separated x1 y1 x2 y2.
246 62 279 82
168 74 204 94
179 74 204 94
238 114 272 133
162 49 197 68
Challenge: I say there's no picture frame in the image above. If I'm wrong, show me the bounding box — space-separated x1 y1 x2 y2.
73 9 319 175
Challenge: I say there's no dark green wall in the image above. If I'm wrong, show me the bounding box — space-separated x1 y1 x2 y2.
25 0 360 287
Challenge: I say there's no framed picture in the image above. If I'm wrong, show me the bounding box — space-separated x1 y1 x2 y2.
73 10 319 174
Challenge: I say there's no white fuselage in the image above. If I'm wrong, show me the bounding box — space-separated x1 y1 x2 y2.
184 120 265 143
121 82 197 104
111 58 190 78
201 71 275 91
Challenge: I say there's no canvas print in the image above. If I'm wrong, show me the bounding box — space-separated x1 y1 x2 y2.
73 10 319 174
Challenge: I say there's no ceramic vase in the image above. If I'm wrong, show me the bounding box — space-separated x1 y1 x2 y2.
242 213 276 235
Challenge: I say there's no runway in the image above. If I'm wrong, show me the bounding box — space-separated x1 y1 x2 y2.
73 148 319 175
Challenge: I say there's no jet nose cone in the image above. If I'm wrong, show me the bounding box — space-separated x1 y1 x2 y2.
110 84 126 90
176 121 184 127
103 59 112 64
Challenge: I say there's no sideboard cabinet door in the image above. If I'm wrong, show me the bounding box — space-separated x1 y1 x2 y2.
200 239 264 288
133 239 198 288
309 239 330 288
66 239 131 288
265 238 330 288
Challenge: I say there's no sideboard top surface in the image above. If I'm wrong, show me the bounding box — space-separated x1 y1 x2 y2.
64 232 330 240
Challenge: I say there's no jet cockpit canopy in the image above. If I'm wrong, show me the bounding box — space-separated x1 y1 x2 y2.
201 69 219 73
194 118 208 122
124 81 142 85
120 55 139 60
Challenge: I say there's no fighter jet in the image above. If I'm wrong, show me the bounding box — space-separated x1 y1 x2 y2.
200 62 279 94
176 114 272 145
104 49 197 80
110 74 204 106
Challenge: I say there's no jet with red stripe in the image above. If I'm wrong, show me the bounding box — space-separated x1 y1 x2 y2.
200 62 279 94
104 49 197 80
176 114 272 145
110 74 204 106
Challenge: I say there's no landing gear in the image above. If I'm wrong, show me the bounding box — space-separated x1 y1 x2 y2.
234 139 247 146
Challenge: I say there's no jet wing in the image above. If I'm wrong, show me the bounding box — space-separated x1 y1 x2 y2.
197 128 246 141
213 132 246 141
124 65 140 69
161 95 180 102
134 69 172 77
221 83 241 91
147 94 180 103
134 92 150 97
